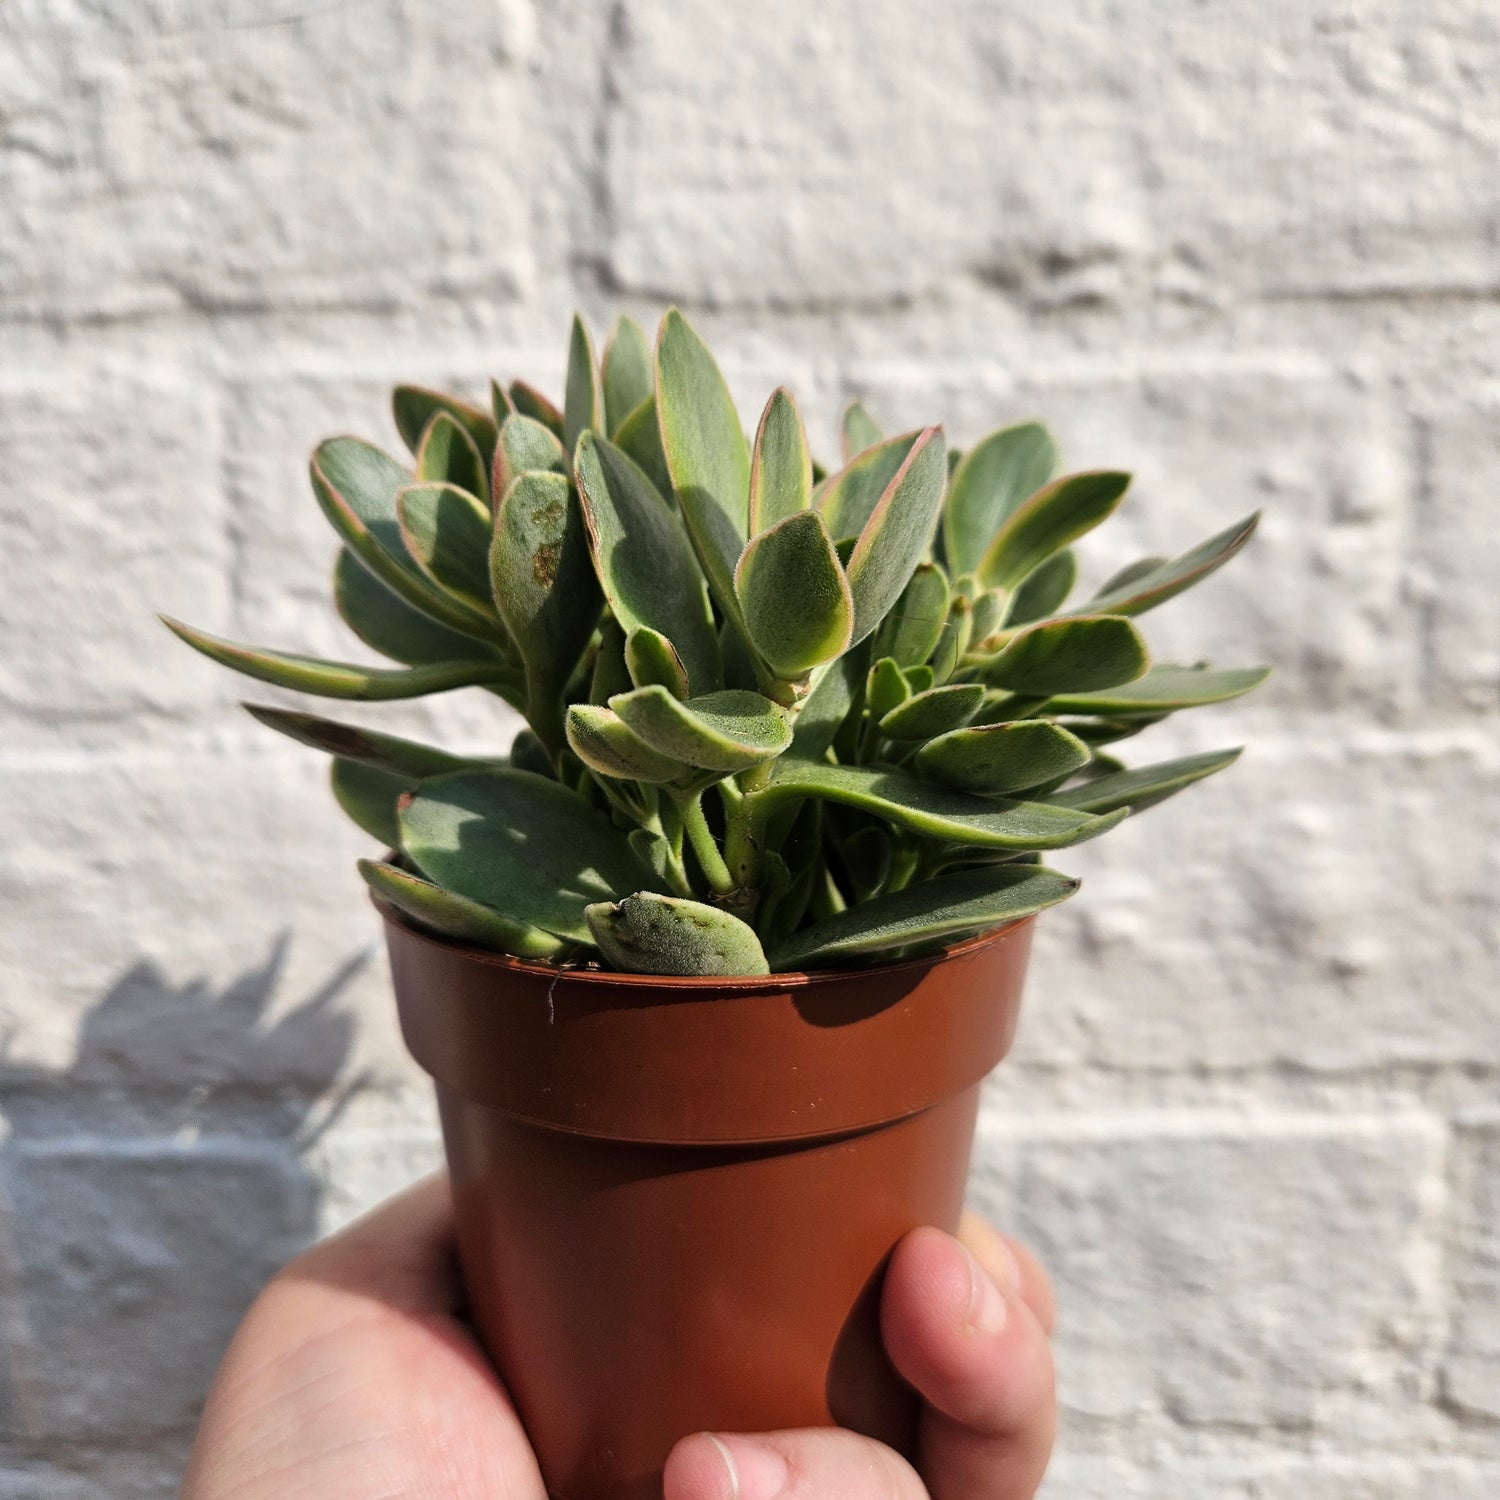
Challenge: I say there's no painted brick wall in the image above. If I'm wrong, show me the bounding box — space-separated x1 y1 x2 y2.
2 2 1497 1494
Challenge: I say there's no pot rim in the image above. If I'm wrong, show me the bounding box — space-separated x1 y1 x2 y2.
370 890 1034 994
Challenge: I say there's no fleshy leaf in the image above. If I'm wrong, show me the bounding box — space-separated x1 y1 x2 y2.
602 315 654 438
244 704 476 779
564 313 606 454
566 704 688 783
748 388 814 533
625 627 689 699
879 682 986 740
613 395 674 499
492 470 603 731
493 413 567 500
397 482 497 618
334 550 506 667
393 387 498 469
490 379 516 425
508 381 564 439
611 686 792 772
816 430 921 541
877 562 951 668
312 437 497 640
331 758 412 844
755 760 1124 850
735 511 853 678
416 411 488 505
360 858 568 960
840 399 883 461
942 422 1059 579
977 471 1131 592
1041 663 1271 716
574 432 719 695
769 864 1079 971
982 615 1149 695
162 618 509 700
586 893 769 977
1046 748 1243 814
1003 549 1076 627
916 720 1092 795
400 769 660 943
1073 514 1260 618
867 657 910 720
787 646 866 761
845 427 948 645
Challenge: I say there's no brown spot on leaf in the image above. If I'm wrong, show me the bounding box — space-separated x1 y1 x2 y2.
532 542 560 588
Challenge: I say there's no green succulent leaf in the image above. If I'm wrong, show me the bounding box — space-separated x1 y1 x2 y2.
312 437 499 640
590 617 632 705
613 395 674 500
840 399 883 461
982 614 1150 696
916 720 1092 795
816 430 922 541
787 646 866 762
244 704 477 779
1042 663 1271 716
735 511 853 678
493 413 568 500
867 657 910 720
878 682 986 740
586 893 769 977
748 387 814 533
397 482 498 618
878 562 951 669
628 829 677 891
1046 747 1243 814
1074 513 1260 618
756 760 1124 850
161 618 510 700
360 858 568 961
610 686 792 773
415 411 489 505
574 432 719 695
1094 555 1167 597
508 381 565 439
978 470 1131 592
491 379 516 425
1003 549 1077 628
942 422 1059 581
845 426 948 646
393 387 498 469
330 758 413 845
566 704 689 783
769 864 1079 971
602 315 655 439
625 626 690 698
564 313 607 454
333 550 506 668
400 769 660 943
492 470 603 727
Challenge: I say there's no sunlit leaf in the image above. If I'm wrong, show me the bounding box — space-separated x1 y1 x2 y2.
981 614 1149 695
333 550 506 668
397 481 497 618
1045 747 1243 814
816 430 922 541
493 413 567 500
416 411 489 505
508 380 564 439
586 893 769 976
393 386 498 469
1073 514 1260 618
625 626 689 699
736 511 853 678
879 682 986 740
942 422 1058 579
840 399 883 461
566 704 688 783
602 315 654 437
1041 663 1271 716
978 470 1130 592
611 686 792 773
564 312 607 454
916 720 1092 795
877 562 950 668
748 387 814 533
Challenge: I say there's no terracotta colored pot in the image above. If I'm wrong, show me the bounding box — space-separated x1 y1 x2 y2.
379 899 1037 1500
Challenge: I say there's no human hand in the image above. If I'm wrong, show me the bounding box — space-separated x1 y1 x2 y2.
182 1174 1056 1500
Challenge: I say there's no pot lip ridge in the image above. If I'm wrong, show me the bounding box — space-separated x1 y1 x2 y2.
371 891 1037 994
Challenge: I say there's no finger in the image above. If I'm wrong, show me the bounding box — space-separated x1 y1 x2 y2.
957 1211 1056 1335
665 1427 924 1500
881 1227 1057 1500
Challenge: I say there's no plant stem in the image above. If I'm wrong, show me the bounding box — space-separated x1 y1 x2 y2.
676 790 735 897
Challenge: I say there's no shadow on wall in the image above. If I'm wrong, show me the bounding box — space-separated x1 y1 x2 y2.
0 939 367 1483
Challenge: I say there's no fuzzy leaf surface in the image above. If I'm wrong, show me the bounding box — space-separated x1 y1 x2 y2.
756 760 1123 850
397 482 497 618
586 893 769 977
840 400 883 461
942 422 1059 580
816 430 921 541
493 414 567 500
360 859 567 960
879 683 986 740
982 614 1149 695
393 387 498 468
1074 513 1260 618
575 432 719 694
508 381 564 439
786 647 865 762
749 388 814 533
735 511 853 678
564 313 606 454
613 396 674 499
769 864 1079 971
1042 663 1271 716
416 412 488 505
1046 748 1243 813
625 627 690 699
610 687 791 772
566 704 688 783
400 769 659 943
879 562 951 668
916 720 1092 795
602 315 655 438
1003 549 1076 627
978 471 1131 592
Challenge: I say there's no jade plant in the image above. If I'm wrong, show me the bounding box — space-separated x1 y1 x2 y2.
164 309 1267 977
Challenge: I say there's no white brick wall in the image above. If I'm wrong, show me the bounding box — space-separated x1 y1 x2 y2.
1 1 1496 1493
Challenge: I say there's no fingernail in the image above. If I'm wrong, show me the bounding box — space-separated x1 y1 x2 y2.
708 1434 789 1500
964 1244 1009 1334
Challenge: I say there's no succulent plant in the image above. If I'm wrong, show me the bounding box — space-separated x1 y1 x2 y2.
165 310 1267 977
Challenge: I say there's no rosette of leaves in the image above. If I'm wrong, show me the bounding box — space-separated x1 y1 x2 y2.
165 310 1267 977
